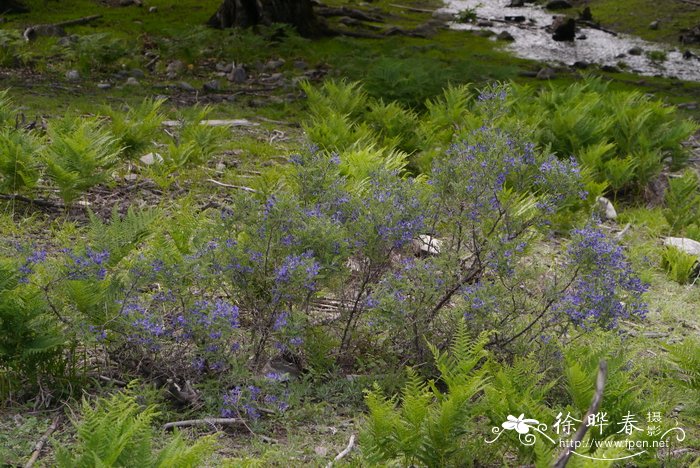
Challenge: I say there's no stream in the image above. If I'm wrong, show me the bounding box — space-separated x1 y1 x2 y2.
437 0 700 82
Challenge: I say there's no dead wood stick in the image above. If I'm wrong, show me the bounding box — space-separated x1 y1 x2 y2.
553 360 608 468
163 417 244 431
326 434 355 467
25 417 59 468
54 15 103 28
207 179 259 193
615 223 631 240
675 0 700 6
389 3 434 13
579 20 619 36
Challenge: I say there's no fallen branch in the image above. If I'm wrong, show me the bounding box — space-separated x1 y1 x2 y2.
25 417 59 468
0 193 63 209
675 0 700 6
207 179 258 193
389 3 434 13
615 223 631 240
54 14 102 28
316 6 384 23
326 434 355 467
553 360 608 468
578 20 618 36
163 417 244 431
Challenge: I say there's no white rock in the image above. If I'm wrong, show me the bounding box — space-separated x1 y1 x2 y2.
413 234 442 256
663 237 700 257
139 152 162 165
596 196 617 220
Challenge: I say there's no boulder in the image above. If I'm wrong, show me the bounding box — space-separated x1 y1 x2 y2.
552 17 576 41
579 7 592 21
140 152 163 165
412 235 443 256
663 237 700 257
227 65 247 83
65 69 80 81
497 30 515 41
546 0 572 9
628 46 643 56
596 196 617 220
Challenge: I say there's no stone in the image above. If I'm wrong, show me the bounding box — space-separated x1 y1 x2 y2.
577 34 587 40
124 173 138 182
166 60 184 78
412 235 443 256
216 62 232 72
264 58 285 71
178 81 195 92
477 20 493 27
679 25 700 45
628 46 643 56
203 80 220 92
596 196 617 220
546 0 572 9
505 15 526 23
572 61 589 69
148 6 157 13
130 68 145 78
601 65 620 73
125 77 139 86
140 152 162 165
227 65 247 83
57 35 77 47
551 17 576 41
432 10 454 21
579 6 592 21
536 67 556 79
65 70 80 81
261 354 302 381
683 50 697 60
649 20 659 30
663 237 700 257
97 82 112 90
508 0 524 6
497 30 515 41
293 60 308 70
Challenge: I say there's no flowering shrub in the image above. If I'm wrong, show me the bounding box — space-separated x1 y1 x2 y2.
1 87 651 423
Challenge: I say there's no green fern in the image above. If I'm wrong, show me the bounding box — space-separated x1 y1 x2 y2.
55 389 216 468
361 322 489 467
665 337 700 392
661 246 699 285
87 206 159 267
102 98 166 158
43 117 123 204
0 128 42 194
0 89 17 127
664 170 700 234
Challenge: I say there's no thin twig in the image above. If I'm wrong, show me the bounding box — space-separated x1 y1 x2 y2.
206 179 259 193
553 360 608 468
615 223 631 240
25 417 59 468
163 417 244 431
389 3 434 13
327 434 355 467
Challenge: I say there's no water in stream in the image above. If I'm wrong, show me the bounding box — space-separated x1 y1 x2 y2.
439 0 700 82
